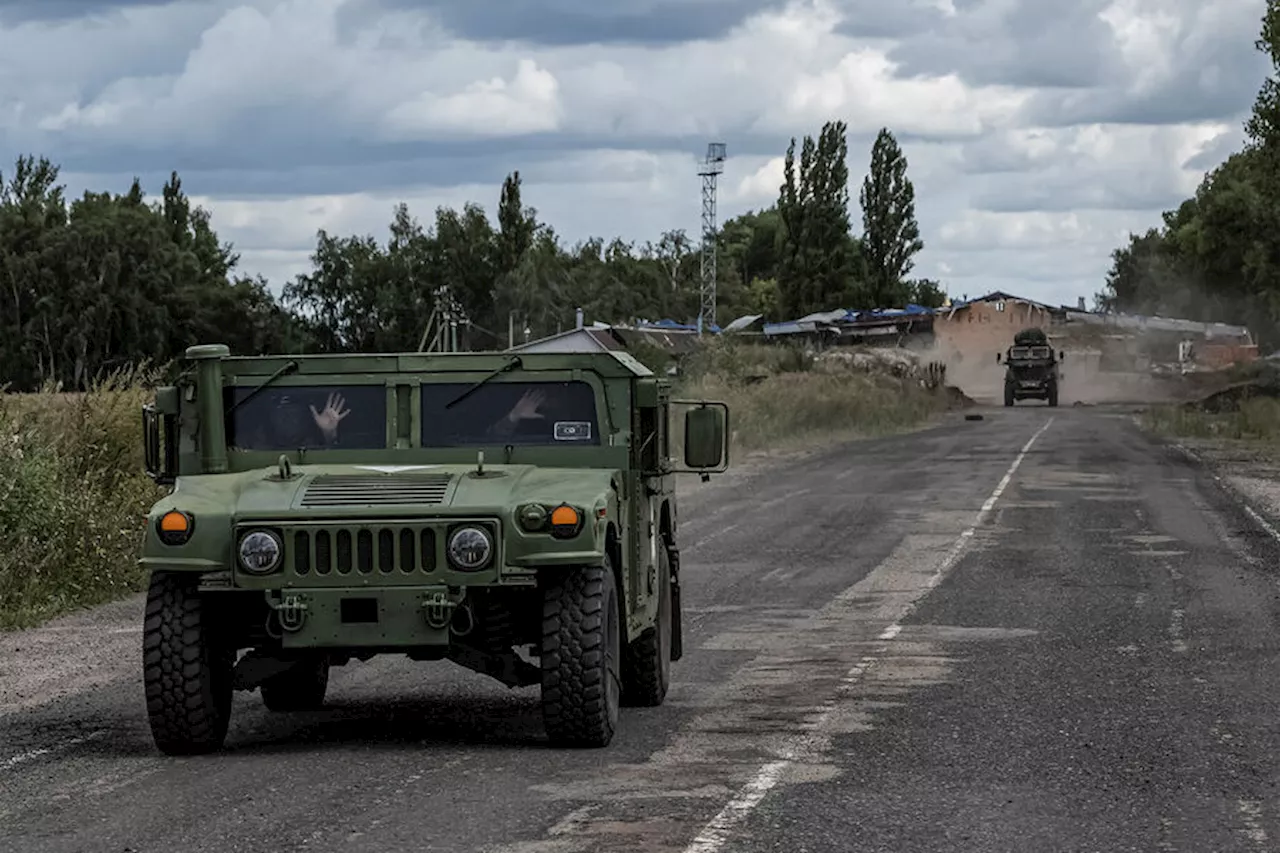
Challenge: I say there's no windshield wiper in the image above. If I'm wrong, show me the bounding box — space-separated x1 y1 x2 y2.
225 359 299 415
445 355 522 410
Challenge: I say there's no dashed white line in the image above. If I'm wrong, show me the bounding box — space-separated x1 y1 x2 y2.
680 416 1056 853
1238 799 1269 846
1169 607 1187 653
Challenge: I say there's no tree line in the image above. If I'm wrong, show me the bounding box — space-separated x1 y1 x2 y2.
1098 0 1280 350
0 120 937 391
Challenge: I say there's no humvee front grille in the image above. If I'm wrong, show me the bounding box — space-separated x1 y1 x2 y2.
300 474 453 507
290 526 438 576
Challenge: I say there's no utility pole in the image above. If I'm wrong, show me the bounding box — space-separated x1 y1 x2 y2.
697 142 726 335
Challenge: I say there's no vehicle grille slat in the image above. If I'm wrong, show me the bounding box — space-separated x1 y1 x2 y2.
300 474 453 507
266 522 456 581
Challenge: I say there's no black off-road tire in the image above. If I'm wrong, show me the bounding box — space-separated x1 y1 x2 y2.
260 656 330 712
1047 383 1059 407
540 562 621 747
142 572 234 756
1004 384 1015 407
621 545 672 707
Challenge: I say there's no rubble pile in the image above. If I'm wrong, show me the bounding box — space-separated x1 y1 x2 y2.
817 347 923 378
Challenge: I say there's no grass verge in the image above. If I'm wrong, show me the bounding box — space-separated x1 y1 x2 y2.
2 341 948 630
0 370 165 630
1142 397 1280 443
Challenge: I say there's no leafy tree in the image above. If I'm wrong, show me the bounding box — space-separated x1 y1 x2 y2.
776 120 862 319
860 128 923 309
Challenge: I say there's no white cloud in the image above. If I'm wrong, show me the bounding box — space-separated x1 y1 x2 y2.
382 59 563 138
770 49 1028 136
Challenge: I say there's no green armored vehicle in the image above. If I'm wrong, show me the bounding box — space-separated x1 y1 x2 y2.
996 327 1063 407
138 344 729 754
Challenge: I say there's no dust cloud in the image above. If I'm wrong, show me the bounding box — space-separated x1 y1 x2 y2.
928 340 1200 407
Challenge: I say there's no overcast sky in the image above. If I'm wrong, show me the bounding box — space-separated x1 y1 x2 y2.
0 0 1271 314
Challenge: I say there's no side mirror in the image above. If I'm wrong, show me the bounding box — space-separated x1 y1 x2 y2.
996 353 1002 363
143 390 179 486
684 406 724 469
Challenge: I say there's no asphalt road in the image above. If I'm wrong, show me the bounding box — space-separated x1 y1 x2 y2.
5 405 1280 852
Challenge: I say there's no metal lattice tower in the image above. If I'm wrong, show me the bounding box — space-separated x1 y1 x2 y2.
698 142 726 335
418 285 468 352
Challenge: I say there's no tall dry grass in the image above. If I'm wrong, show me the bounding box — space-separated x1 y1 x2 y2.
1143 398 1280 443
670 338 949 456
0 368 166 629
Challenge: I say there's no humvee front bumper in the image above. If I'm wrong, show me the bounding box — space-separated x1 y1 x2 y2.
264 585 474 648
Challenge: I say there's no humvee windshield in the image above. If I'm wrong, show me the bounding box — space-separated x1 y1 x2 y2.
421 380 600 447
224 384 387 451
1008 345 1051 360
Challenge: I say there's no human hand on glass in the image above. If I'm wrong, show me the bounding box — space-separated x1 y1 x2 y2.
505 388 546 424
309 392 350 442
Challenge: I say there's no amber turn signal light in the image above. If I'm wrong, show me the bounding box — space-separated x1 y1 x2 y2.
156 510 194 545
550 504 583 539
550 505 579 527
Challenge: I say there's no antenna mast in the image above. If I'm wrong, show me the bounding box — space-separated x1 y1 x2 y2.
697 142 726 335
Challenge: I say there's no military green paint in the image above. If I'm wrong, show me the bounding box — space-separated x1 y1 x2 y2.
140 345 728 655
189 345 230 474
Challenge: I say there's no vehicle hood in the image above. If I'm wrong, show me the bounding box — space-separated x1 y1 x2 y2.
220 462 619 519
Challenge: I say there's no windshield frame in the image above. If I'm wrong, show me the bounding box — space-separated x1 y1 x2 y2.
217 367 623 470
223 377 394 453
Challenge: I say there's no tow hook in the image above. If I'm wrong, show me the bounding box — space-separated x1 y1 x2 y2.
421 589 460 630
269 592 309 632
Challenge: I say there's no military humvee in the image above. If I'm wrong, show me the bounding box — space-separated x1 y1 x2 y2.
996 327 1063 406
138 344 729 755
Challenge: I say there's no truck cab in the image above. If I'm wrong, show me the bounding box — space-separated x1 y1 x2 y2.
139 344 729 754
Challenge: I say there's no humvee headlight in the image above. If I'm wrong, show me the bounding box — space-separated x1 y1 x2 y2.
447 526 493 570
156 510 194 546
238 530 282 574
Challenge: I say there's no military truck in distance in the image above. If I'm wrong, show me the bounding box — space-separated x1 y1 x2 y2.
996 327 1063 406
138 344 729 754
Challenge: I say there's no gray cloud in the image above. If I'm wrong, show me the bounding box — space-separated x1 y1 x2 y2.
885 0 1124 89
367 0 784 45
0 0 177 24
1020 2 1269 126
830 0 941 39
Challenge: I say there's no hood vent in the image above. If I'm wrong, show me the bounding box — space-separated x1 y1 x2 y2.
300 473 454 507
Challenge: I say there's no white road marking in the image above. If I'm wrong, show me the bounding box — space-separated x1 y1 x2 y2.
1238 799 1269 846
1169 607 1187 653
1244 505 1280 543
1174 442 1280 545
1 731 106 771
680 417 1056 853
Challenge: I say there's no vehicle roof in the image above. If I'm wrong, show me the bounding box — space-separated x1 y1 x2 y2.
194 346 655 379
